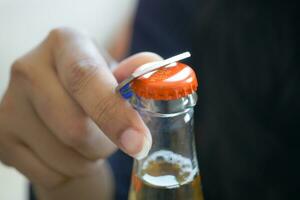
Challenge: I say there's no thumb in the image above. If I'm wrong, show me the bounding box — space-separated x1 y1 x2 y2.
111 52 163 159
113 52 163 83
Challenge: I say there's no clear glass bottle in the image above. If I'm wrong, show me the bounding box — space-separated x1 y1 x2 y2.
127 62 204 200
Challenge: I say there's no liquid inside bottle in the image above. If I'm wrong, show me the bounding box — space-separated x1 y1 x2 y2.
129 150 204 200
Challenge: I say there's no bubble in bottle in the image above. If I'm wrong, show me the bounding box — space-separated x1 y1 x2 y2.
129 150 204 200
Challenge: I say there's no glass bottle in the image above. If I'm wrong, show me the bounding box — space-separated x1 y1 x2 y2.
127 62 204 200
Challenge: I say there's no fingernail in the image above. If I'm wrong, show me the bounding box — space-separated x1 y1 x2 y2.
120 128 152 160
135 133 152 160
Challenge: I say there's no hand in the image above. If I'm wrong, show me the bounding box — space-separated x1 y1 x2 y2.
0 27 161 193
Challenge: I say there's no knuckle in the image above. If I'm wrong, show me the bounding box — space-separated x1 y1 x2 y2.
39 175 67 190
92 94 119 126
0 144 13 167
10 59 38 91
0 152 12 167
47 27 70 43
71 160 103 177
63 120 90 148
47 27 82 45
0 160 11 167
65 59 99 96
10 59 30 81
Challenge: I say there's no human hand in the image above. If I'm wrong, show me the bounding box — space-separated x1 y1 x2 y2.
0 27 161 191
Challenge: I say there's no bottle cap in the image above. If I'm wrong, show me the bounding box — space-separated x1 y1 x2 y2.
131 62 198 100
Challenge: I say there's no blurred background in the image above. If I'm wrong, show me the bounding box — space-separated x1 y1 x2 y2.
0 0 136 199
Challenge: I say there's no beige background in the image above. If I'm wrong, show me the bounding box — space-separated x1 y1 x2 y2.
0 0 136 199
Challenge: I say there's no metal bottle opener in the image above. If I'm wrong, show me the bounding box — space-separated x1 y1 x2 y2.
116 52 191 99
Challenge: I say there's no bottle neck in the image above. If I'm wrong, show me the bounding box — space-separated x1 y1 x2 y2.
129 92 199 186
129 92 197 116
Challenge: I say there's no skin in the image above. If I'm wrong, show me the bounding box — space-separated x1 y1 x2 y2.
0 27 162 200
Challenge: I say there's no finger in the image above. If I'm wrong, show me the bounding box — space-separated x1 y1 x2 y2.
6 141 66 189
51 28 162 159
113 52 163 82
27 59 116 160
20 109 104 177
16 31 116 160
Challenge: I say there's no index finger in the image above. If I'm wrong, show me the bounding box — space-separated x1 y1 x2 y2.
52 28 161 159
